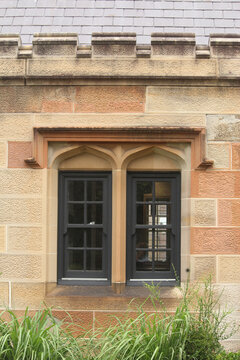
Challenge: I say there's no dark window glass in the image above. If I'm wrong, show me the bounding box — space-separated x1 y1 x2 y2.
87 204 103 224
68 180 84 201
86 250 102 270
68 228 84 247
136 181 152 202
68 250 83 270
86 229 103 248
68 204 84 224
87 181 103 201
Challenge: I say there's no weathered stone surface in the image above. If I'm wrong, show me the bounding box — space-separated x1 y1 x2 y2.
0 282 8 307
218 200 240 226
191 228 240 254
219 59 240 77
0 59 25 77
215 284 240 310
191 199 216 226
0 141 6 168
207 143 230 169
0 198 42 224
207 115 240 141
27 58 217 78
191 171 240 198
33 34 78 58
0 226 5 252
0 114 33 141
147 87 240 114
8 142 32 168
8 226 42 252
12 282 45 309
75 86 145 113
191 255 216 281
33 113 206 128
219 256 240 283
0 169 42 194
232 143 240 169
0 254 42 280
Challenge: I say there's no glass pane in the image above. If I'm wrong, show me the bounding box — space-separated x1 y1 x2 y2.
137 204 152 225
154 230 171 249
86 250 102 270
86 229 103 248
155 204 170 225
68 250 83 270
68 180 84 201
136 181 152 202
68 228 84 247
136 251 152 271
155 182 171 201
87 204 103 224
87 181 103 201
136 228 153 249
68 204 84 224
154 251 171 271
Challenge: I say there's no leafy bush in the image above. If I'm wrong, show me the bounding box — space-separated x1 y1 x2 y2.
0 307 84 360
216 352 240 360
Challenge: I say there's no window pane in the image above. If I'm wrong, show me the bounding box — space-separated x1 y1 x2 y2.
155 204 170 225
137 204 152 225
87 204 103 224
154 230 171 249
154 251 171 271
86 229 103 248
68 180 84 201
136 181 152 202
155 182 171 201
68 204 84 224
87 181 103 201
68 228 84 247
68 250 83 270
136 228 153 249
136 251 152 271
86 250 102 270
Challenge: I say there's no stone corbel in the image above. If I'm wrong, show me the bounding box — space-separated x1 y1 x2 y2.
24 127 213 170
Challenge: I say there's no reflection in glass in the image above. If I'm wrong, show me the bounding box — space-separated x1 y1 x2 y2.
86 250 102 270
136 251 152 271
86 229 103 248
87 181 103 201
68 180 84 201
154 230 171 249
136 228 152 249
68 204 84 224
155 182 171 201
155 204 170 225
68 250 83 270
154 251 171 271
136 181 152 202
68 228 84 247
137 204 152 225
87 204 102 224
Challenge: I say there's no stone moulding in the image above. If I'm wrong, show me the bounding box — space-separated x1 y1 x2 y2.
24 127 213 170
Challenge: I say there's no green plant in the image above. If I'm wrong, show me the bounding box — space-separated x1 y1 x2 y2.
0 307 84 360
216 351 240 360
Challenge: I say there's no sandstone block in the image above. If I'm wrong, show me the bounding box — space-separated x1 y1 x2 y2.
147 87 240 114
8 226 42 252
33 34 78 57
8 142 32 168
0 282 8 307
74 86 145 113
191 228 240 255
0 198 42 224
218 256 240 283
191 199 216 226
215 284 240 310
207 143 230 169
219 59 240 77
0 226 5 253
92 33 136 58
218 200 240 226
0 59 24 77
0 141 6 168
0 86 42 113
207 115 240 141
0 169 42 194
0 254 42 280
191 171 240 198
12 282 45 309
191 255 216 281
0 114 32 141
232 143 240 169
151 33 195 57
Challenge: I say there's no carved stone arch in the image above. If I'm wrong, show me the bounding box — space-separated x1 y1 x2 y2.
122 144 187 171
50 143 117 170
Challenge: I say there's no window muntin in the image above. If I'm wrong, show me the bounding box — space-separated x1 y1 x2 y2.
58 172 111 285
127 172 181 284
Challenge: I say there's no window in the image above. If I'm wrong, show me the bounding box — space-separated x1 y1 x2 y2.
126 172 181 285
58 172 111 285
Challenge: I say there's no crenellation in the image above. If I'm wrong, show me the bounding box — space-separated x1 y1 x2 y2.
32 33 78 57
0 34 21 58
151 32 196 57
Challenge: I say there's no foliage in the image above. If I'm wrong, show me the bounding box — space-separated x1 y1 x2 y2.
0 307 84 360
216 352 240 360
